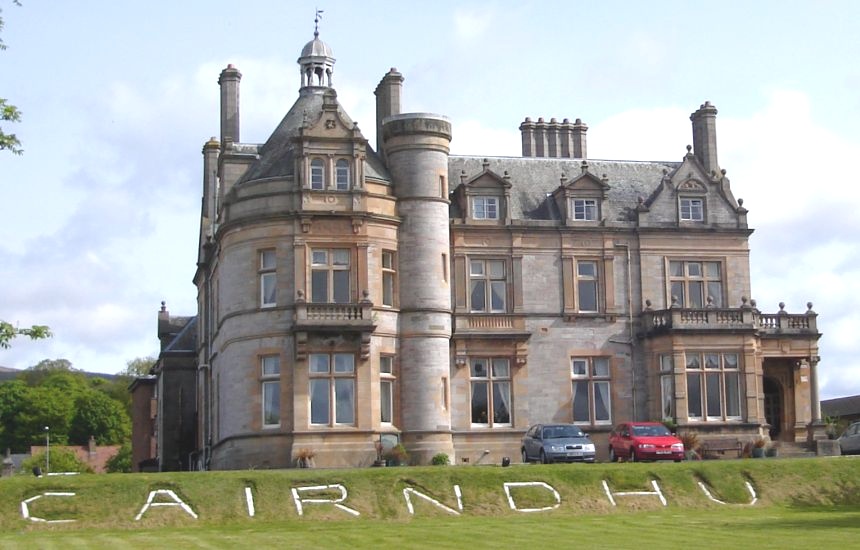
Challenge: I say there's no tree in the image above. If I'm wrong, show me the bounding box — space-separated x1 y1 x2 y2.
0 321 51 349
122 356 157 376
69 390 130 445
105 442 131 473
0 1 23 155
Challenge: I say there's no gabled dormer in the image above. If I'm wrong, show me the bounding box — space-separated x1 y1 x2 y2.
551 160 610 225
295 89 368 194
451 158 512 225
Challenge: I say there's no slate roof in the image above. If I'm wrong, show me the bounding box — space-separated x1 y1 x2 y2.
448 155 680 223
238 89 390 185
821 395 860 418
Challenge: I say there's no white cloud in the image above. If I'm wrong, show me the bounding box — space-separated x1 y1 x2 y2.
453 6 494 41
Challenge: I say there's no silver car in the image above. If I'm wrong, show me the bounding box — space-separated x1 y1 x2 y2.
521 423 596 463
838 421 860 455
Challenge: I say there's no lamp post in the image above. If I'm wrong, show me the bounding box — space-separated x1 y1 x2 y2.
44 426 50 474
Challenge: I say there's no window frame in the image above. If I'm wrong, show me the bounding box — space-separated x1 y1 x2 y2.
309 352 356 427
685 352 742 422
571 198 599 221
261 355 281 428
335 159 350 190
310 248 351 304
382 250 396 308
259 249 277 308
679 197 704 221
575 259 600 313
469 357 512 428
469 258 507 313
471 196 500 220
659 354 675 421
571 357 612 426
310 158 326 190
379 355 395 425
667 259 723 308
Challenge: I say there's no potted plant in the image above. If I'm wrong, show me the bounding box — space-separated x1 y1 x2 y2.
384 443 409 466
679 432 701 461
824 416 839 440
751 436 768 458
295 448 316 468
372 441 387 467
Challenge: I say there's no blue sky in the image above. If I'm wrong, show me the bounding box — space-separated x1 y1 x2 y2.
1 1 858 399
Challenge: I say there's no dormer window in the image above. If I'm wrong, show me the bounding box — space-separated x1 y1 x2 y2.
571 198 599 221
335 159 350 190
310 159 325 190
680 197 704 221
472 196 499 220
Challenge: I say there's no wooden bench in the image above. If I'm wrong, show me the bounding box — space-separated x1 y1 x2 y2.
700 438 743 459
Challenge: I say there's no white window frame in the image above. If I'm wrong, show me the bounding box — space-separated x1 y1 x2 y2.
310 158 325 190
472 196 499 220
311 248 351 303
685 352 742 421
261 355 280 428
309 353 356 426
259 249 277 308
576 260 600 313
571 357 612 425
680 197 704 221
668 260 723 308
380 355 395 425
571 198 599 221
469 259 507 313
469 358 512 427
335 159 350 190
382 250 396 307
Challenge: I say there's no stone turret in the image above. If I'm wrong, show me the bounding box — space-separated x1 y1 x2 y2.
382 112 455 463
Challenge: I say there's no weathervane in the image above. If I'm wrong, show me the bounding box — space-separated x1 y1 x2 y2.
314 8 324 38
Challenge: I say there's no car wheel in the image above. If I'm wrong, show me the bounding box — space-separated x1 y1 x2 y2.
609 447 618 463
629 447 637 462
522 448 529 463
540 450 550 464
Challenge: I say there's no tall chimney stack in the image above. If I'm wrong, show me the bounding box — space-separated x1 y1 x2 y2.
690 101 719 176
375 68 404 158
572 118 587 159
218 65 242 147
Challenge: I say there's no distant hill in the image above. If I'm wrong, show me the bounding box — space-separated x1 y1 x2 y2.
0 365 118 382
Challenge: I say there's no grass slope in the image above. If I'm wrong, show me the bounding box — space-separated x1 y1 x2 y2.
1 457 858 547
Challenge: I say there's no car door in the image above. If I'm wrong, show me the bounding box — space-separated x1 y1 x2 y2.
524 426 540 459
843 424 860 454
609 424 626 456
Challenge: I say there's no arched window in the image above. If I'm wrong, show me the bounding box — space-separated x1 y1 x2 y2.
310 159 325 190
335 159 350 190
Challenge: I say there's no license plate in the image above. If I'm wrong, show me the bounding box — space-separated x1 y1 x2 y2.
566 452 583 457
656 451 670 454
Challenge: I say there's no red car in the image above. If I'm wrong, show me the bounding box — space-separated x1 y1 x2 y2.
608 422 684 462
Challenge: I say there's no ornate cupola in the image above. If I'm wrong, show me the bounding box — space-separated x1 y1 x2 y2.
298 11 335 89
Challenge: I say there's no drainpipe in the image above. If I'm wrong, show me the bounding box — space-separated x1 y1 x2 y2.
614 242 637 419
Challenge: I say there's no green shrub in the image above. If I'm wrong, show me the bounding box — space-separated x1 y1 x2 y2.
431 452 449 465
20 448 93 475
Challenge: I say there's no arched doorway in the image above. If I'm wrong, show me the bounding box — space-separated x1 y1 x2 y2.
763 377 782 440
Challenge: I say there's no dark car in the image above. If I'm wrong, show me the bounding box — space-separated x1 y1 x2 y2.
608 422 684 462
521 423 596 463
838 421 860 455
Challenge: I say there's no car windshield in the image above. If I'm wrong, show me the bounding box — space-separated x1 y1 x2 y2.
632 425 670 437
544 425 584 439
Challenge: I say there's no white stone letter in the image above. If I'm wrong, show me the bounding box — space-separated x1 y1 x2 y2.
697 480 757 505
134 489 198 521
602 479 667 507
503 481 561 513
290 484 360 517
402 484 463 515
20 492 76 523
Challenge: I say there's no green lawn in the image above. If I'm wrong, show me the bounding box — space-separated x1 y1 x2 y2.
1 506 858 549
1 457 858 548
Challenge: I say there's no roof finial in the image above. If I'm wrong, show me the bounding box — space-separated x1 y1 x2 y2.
314 8 324 38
